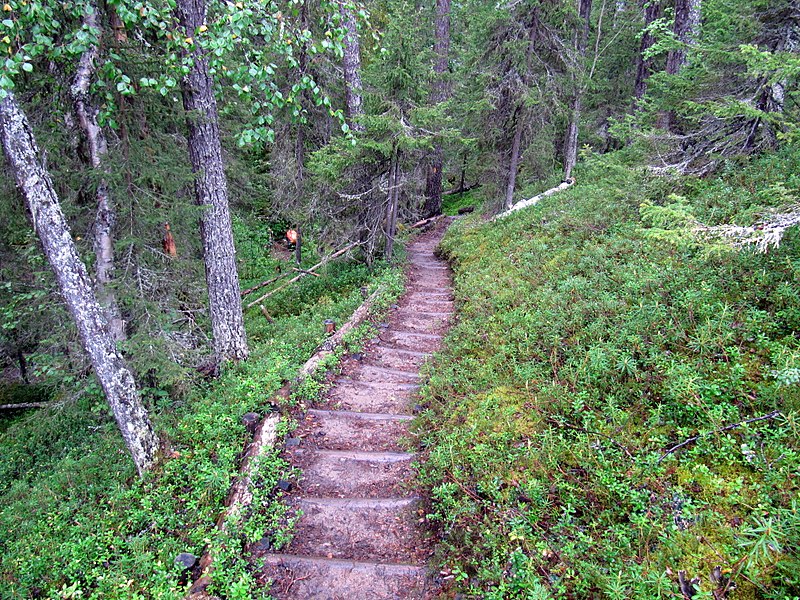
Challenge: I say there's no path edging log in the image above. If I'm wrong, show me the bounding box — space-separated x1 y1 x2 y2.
187 282 391 598
493 178 575 221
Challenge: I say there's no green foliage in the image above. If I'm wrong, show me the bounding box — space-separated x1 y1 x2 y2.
0 229 403 598
418 149 800 598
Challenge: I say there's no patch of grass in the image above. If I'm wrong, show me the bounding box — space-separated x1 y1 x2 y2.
442 189 483 216
417 148 800 599
0 243 404 598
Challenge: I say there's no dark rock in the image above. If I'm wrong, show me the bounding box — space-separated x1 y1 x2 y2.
457 205 475 214
276 479 292 492
285 437 301 447
251 536 272 553
174 552 197 570
351 352 364 361
241 412 260 434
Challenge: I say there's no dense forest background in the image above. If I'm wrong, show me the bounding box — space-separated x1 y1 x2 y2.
1 0 799 597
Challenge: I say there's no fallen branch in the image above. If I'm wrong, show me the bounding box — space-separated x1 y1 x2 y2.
0 402 49 410
245 242 359 309
493 178 575 221
292 268 321 277
240 273 287 297
411 215 445 229
692 207 800 253
658 410 782 464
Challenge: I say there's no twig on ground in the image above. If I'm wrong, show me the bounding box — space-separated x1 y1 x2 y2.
241 273 288 297
658 410 782 464
246 242 359 309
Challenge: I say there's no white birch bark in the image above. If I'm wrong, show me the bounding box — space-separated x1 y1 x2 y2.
0 91 158 475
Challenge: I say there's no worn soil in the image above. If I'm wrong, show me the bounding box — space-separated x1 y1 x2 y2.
256 219 454 599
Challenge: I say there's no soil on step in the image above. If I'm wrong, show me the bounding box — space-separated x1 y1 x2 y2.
255 218 455 600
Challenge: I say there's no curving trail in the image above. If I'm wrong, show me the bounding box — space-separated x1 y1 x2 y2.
258 219 454 599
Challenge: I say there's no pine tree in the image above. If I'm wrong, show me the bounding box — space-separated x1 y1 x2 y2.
176 0 249 363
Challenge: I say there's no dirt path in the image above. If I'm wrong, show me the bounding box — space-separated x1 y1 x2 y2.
258 220 454 599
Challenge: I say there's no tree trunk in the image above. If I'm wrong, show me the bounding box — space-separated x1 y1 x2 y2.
563 0 592 180
422 0 452 218
0 91 158 476
295 0 309 186
294 226 302 265
71 2 126 342
340 2 365 132
632 0 662 106
505 107 524 210
659 0 701 130
562 95 582 180
177 0 249 363
384 149 400 260
665 0 701 76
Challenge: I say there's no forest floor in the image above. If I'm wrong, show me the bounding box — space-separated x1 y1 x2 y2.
254 219 455 599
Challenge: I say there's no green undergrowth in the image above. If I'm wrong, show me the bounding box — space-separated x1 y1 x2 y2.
442 189 483 216
0 240 404 599
417 148 800 599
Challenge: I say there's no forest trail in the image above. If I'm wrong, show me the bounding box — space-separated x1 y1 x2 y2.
257 219 454 599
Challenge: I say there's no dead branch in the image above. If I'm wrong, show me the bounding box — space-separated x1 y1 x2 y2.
292 268 321 277
693 208 800 253
0 402 49 410
259 305 274 323
658 410 782 464
240 273 288 297
245 242 359 309
411 215 445 229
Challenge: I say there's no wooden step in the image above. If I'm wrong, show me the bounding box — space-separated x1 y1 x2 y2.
262 554 429 600
349 364 421 384
366 346 431 371
285 497 424 562
290 449 416 498
380 330 443 352
298 409 413 452
322 379 418 415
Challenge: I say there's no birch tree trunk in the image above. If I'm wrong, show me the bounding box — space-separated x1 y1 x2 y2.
0 91 158 476
340 1 365 132
422 0 452 218
563 0 593 180
176 0 249 363
71 2 125 342
632 0 662 106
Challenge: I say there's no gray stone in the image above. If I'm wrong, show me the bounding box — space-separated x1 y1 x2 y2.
174 552 197 570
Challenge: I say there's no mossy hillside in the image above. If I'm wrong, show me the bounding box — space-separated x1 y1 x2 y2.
0 228 405 600
417 149 800 599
